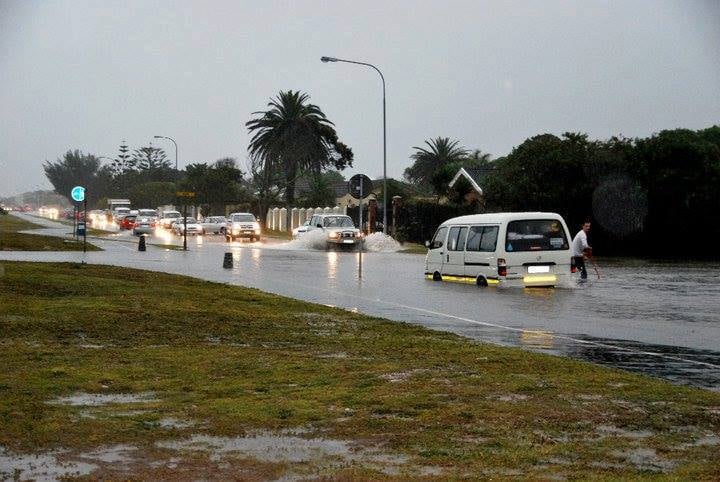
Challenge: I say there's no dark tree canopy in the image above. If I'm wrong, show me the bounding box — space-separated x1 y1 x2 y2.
246 90 353 205
43 150 113 205
405 138 467 187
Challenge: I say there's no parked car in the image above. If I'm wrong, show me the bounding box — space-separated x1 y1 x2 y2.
159 210 182 229
225 213 261 242
200 216 227 234
118 215 137 230
305 214 362 249
132 216 156 236
172 217 203 236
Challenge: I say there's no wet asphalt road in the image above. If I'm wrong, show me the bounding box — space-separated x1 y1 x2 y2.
3 213 720 391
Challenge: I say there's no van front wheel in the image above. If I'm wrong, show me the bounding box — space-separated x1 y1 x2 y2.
433 272 442 281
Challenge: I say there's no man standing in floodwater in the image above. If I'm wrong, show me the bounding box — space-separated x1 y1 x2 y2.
572 221 592 280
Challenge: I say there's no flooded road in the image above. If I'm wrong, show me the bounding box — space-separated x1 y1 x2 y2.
3 213 720 391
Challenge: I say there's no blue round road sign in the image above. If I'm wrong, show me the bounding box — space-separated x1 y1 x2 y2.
71 186 85 202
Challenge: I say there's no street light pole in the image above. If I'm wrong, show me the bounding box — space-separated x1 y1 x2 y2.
154 135 178 172
321 56 388 234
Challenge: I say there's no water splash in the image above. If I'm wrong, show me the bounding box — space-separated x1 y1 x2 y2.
270 230 401 252
271 230 330 251
363 232 401 252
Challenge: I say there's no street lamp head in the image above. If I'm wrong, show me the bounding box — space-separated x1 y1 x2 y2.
321 56 338 63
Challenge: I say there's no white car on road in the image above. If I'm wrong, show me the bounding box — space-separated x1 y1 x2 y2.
226 213 261 242
172 217 203 236
306 214 363 249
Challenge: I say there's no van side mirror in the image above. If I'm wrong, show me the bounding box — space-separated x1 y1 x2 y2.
425 240 431 248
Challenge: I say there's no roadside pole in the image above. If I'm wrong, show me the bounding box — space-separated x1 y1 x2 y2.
73 204 78 240
83 196 87 254
358 176 363 279
348 175 372 281
183 203 188 251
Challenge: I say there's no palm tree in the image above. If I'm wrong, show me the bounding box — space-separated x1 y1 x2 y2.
404 137 469 192
246 90 353 205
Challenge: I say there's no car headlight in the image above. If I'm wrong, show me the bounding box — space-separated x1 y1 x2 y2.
329 232 339 239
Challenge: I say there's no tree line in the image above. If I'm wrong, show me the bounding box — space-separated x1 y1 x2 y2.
397 126 720 258
40 87 719 258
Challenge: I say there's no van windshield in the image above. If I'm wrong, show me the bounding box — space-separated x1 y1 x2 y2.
505 219 569 252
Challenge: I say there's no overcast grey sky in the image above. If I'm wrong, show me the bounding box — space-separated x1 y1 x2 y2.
1 0 718 196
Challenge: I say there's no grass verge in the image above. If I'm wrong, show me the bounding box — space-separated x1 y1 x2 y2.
0 261 718 479
263 228 293 240
0 215 101 251
397 242 428 254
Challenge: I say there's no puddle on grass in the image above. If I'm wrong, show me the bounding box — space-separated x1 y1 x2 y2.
154 429 423 477
49 391 158 406
0 447 97 481
80 444 138 463
596 425 654 440
611 448 675 473
379 369 428 383
677 434 720 449
488 393 530 402
156 433 352 463
150 418 195 429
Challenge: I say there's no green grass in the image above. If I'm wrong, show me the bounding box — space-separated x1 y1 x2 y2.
263 228 293 240
0 262 719 479
0 215 101 251
397 242 428 254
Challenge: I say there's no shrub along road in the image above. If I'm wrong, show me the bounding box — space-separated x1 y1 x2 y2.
0 261 719 479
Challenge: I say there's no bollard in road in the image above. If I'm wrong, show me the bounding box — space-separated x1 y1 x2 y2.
223 252 233 269
138 235 146 252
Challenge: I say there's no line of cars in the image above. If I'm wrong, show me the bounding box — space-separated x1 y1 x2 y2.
100 209 263 241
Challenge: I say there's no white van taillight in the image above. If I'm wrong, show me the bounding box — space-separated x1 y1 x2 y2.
571 257 577 273
497 258 507 277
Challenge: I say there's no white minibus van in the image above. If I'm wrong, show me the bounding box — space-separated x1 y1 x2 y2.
425 212 574 287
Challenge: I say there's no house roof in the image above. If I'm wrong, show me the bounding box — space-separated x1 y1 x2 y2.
448 167 495 195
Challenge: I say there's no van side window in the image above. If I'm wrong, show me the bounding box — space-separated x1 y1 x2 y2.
448 226 467 251
480 226 498 251
466 226 499 252
430 227 447 249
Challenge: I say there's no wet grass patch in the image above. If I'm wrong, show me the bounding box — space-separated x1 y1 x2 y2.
0 215 100 251
0 261 719 479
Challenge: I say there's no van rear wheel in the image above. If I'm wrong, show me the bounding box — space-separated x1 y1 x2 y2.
432 272 442 281
476 277 488 287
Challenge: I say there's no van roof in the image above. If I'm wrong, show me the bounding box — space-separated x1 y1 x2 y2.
440 212 565 227
312 213 350 217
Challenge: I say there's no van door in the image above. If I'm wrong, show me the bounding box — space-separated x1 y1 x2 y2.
425 226 448 277
464 225 500 281
442 226 468 276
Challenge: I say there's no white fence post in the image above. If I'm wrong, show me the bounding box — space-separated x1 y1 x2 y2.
272 208 279 231
290 208 299 230
266 208 273 229
279 207 288 231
